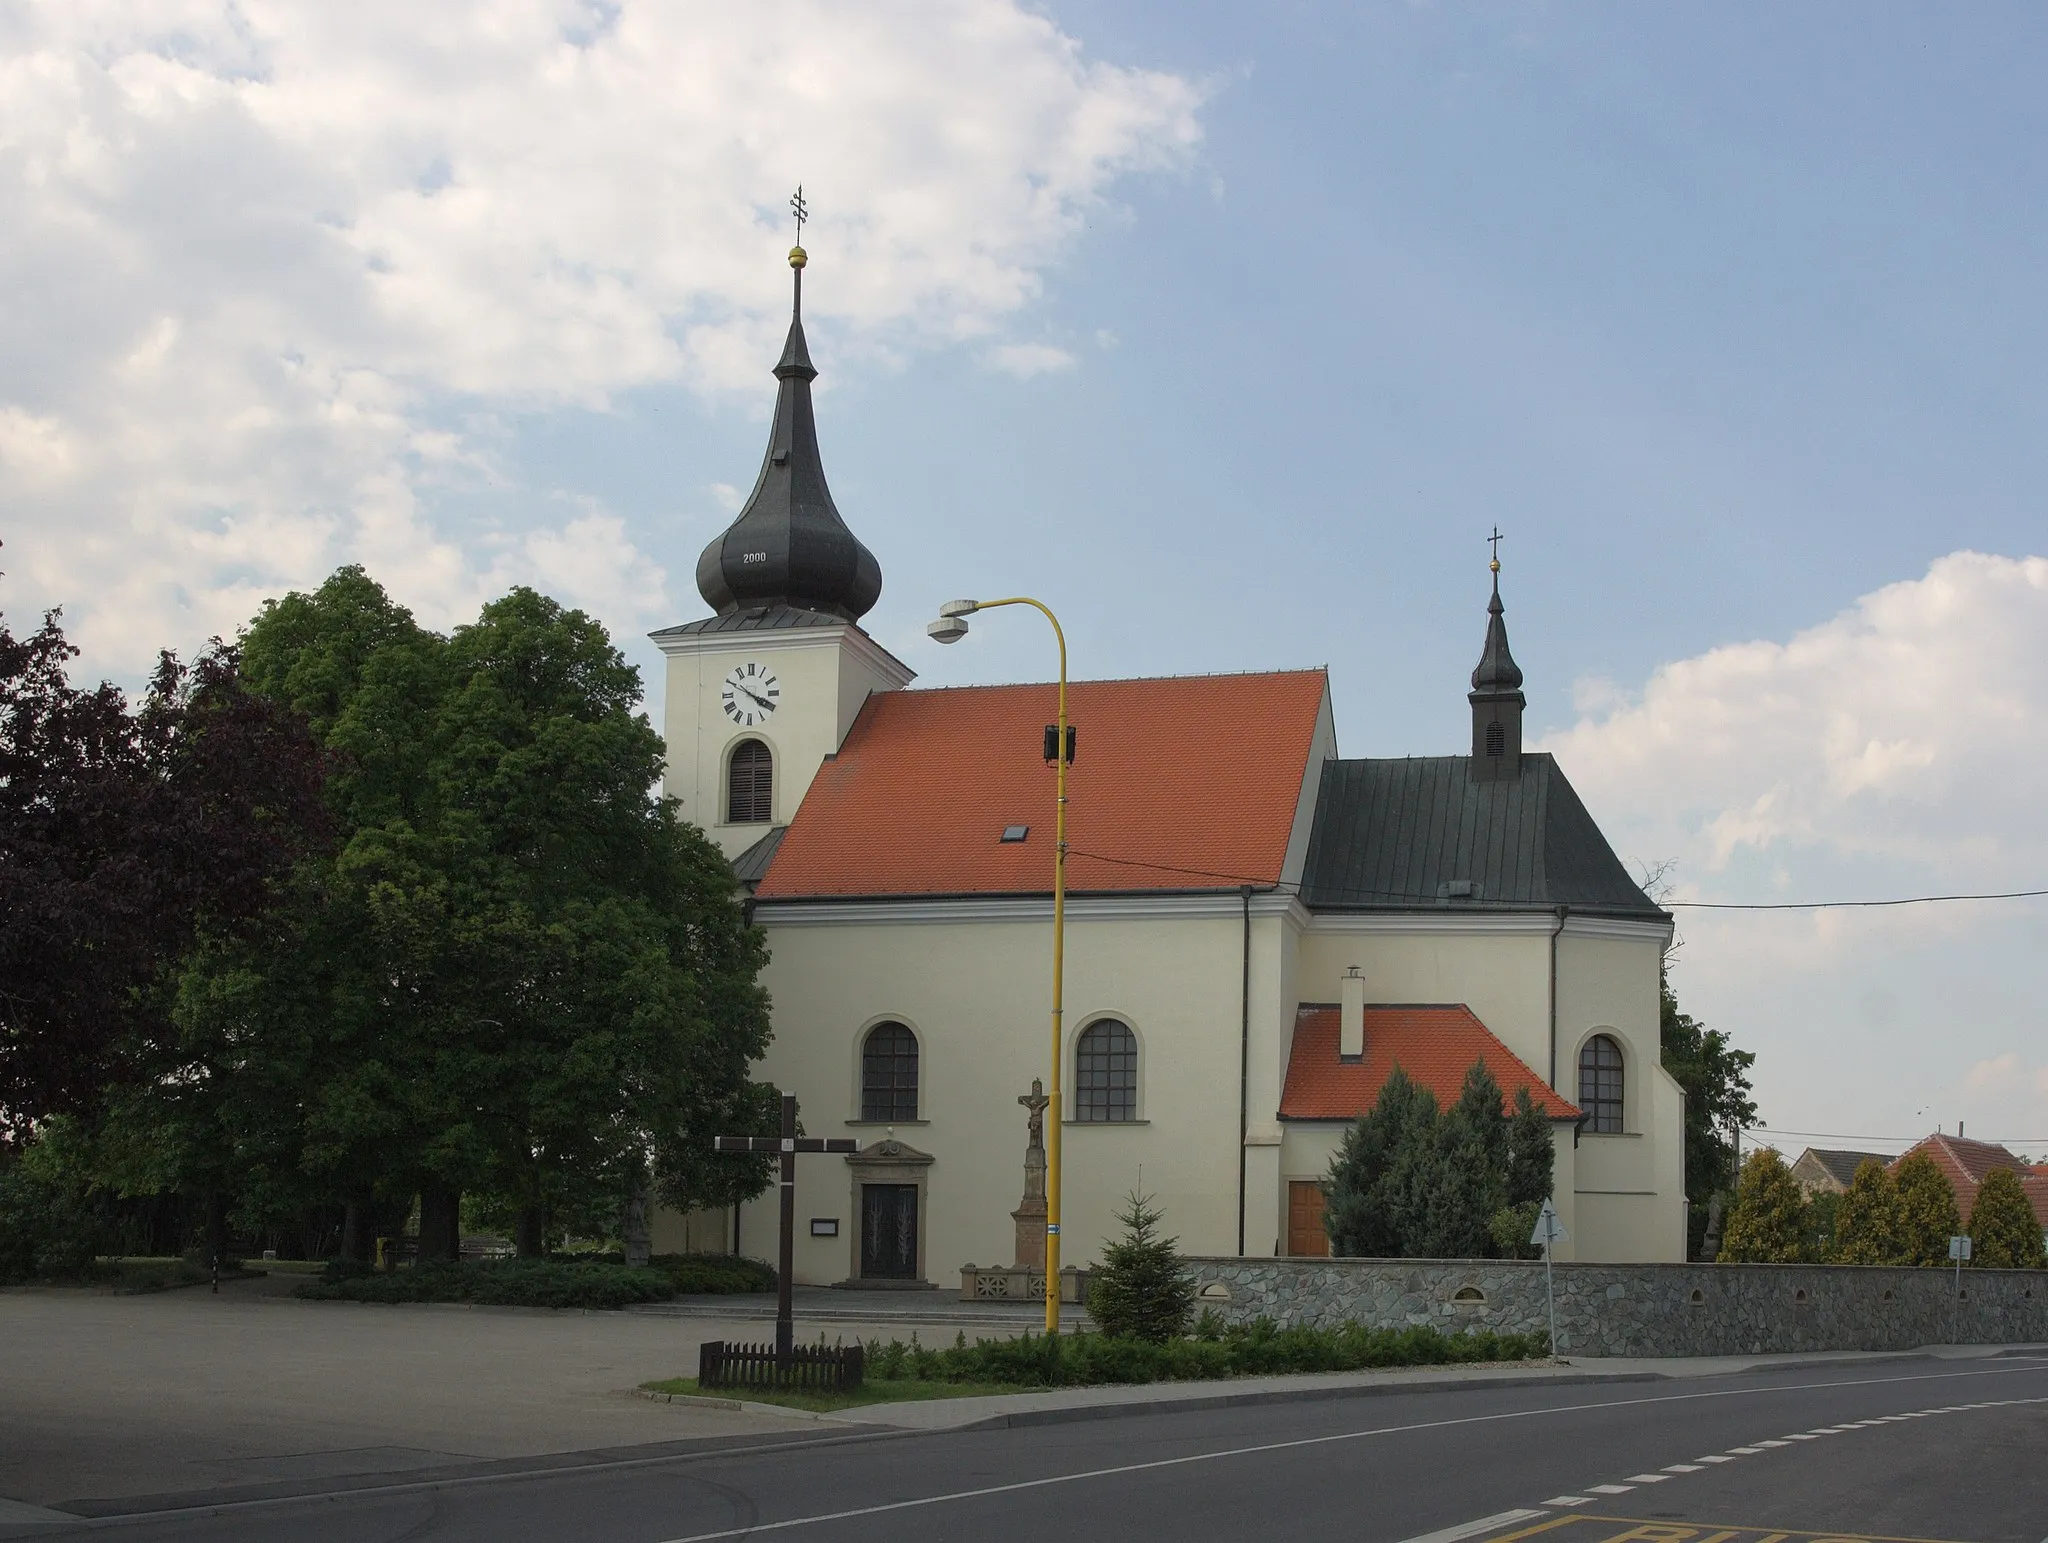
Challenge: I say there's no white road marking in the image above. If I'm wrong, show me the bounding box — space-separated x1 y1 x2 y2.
1662 1464 1704 1473
1783 1433 1820 1440
649 1367 2048 1543
1587 1484 1636 1495
1756 1439 1793 1447
1696 1454 1738 1463
1544 1497 1592 1507
1392 1508 1546 1543
1726 1446 1764 1454
1624 1473 1671 1483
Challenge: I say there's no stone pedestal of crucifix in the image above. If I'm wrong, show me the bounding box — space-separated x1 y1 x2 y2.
960 1079 1057 1302
1011 1078 1049 1273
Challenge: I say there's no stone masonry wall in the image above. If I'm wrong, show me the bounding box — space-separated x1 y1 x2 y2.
1184 1257 2048 1357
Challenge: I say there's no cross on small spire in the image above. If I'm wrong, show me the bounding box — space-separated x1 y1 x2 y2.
790 185 808 245
1487 526 1505 570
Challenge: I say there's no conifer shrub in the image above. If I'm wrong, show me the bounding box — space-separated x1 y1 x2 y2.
1831 1161 1902 1265
1967 1169 2046 1269
1085 1191 1197 1343
1717 1148 1807 1263
1892 1152 1962 1267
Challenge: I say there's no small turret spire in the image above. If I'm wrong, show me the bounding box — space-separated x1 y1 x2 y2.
1469 531 1526 780
695 205 882 624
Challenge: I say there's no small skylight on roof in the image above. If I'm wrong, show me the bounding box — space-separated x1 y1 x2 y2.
1000 824 1030 843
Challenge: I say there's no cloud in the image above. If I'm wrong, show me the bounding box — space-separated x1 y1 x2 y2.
0 1 1204 677
1543 550 2048 880
987 342 1079 378
1540 551 2048 1150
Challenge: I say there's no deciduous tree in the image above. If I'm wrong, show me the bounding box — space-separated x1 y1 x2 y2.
0 593 325 1129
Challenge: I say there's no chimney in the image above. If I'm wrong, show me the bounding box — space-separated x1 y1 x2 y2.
1340 967 1365 1060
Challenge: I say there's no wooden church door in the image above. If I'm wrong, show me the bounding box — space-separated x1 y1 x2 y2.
1286 1181 1329 1257
860 1183 918 1278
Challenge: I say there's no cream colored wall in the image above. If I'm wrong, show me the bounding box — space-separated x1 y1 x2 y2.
721 903 1260 1286
1293 923 1555 1075
654 624 912 859
1555 926 1685 1261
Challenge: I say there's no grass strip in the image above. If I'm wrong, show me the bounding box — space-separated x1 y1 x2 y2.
643 1376 1032 1414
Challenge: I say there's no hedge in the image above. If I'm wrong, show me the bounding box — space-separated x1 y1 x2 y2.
860 1314 1549 1388
295 1251 775 1308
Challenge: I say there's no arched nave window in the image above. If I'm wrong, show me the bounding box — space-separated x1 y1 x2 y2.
728 739 773 824
1578 1035 1624 1134
1075 1020 1138 1123
860 1022 919 1122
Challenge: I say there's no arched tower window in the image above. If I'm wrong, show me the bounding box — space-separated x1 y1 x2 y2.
1075 1019 1138 1123
728 739 773 824
1578 1035 1624 1134
860 1022 919 1122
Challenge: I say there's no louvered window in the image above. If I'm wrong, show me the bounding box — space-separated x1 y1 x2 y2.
1075 1020 1139 1122
1485 720 1505 757
1578 1035 1624 1134
861 1023 919 1122
728 739 773 824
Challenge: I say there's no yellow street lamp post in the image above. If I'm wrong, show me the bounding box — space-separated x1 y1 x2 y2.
928 596 1069 1334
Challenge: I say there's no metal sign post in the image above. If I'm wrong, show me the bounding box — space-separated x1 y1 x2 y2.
1948 1234 1972 1345
1531 1199 1569 1359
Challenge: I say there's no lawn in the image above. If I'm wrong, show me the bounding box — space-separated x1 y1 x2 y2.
643 1376 1032 1414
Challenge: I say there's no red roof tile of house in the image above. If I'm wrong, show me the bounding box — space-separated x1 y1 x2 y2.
1889 1134 2048 1230
1278 1004 1579 1122
758 671 1328 900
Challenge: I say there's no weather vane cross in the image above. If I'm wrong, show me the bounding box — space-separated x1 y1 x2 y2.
1487 526 1505 569
790 185 808 245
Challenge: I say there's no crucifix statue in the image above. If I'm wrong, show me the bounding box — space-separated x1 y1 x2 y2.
1012 1079 1050 1273
714 1094 855 1359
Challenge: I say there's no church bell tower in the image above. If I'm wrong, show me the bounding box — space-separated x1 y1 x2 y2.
651 233 912 859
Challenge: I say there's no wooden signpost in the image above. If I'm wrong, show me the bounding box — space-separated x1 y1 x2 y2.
712 1094 856 1359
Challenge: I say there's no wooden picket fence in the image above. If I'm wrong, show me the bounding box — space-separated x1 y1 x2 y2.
698 1339 864 1393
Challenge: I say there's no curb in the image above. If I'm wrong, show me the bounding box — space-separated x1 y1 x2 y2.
935 1367 1665 1431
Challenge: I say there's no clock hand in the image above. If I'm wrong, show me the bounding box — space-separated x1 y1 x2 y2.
739 684 774 710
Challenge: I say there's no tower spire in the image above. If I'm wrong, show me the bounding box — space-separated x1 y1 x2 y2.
1469 532 1525 780
695 210 882 623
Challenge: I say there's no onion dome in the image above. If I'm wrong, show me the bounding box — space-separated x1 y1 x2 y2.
695 246 883 623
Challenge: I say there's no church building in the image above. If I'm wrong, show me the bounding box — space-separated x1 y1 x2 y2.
650 248 1685 1282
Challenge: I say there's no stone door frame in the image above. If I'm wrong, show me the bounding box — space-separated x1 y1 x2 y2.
842 1138 935 1287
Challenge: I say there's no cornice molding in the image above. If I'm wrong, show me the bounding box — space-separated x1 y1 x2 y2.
651 621 915 686
756 890 1298 927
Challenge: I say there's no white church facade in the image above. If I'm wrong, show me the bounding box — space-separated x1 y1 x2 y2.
650 248 1686 1281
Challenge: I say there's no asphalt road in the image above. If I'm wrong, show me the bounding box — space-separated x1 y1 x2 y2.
13 1353 2048 1542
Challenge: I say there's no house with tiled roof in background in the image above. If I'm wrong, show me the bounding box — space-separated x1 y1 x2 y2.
646 249 1687 1280
1888 1132 2048 1232
1790 1147 1897 1197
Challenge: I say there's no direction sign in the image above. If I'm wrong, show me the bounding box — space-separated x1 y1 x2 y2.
1530 1198 1569 1247
1949 1235 1972 1261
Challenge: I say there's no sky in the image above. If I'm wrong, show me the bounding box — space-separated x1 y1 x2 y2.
5 1 2046 1157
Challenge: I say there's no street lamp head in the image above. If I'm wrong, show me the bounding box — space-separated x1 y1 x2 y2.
926 614 970 644
938 599 980 619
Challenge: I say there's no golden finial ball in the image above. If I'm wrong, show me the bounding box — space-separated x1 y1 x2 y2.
788 245 808 270
1489 558 1501 573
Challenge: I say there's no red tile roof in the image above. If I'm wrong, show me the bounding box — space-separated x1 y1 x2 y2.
758 671 1328 900
1891 1134 2048 1230
1278 1004 1579 1122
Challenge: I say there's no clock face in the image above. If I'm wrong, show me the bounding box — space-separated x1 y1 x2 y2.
720 662 780 728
